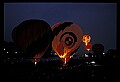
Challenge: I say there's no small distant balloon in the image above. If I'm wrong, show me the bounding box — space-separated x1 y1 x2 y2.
84 42 92 51
82 34 91 46
92 43 104 54
51 22 83 63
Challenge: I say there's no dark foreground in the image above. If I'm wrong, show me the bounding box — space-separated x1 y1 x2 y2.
1 58 119 81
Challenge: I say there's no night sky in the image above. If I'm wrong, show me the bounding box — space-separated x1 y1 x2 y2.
4 3 117 55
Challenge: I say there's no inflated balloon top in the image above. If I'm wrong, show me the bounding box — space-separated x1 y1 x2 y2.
92 43 104 54
51 22 83 63
12 19 53 58
82 34 92 52
82 34 91 46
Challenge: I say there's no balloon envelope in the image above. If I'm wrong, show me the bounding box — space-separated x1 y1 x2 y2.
82 34 91 45
92 43 104 54
12 19 53 58
51 22 83 62
85 42 92 51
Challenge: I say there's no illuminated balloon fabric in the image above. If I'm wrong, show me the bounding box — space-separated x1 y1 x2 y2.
12 19 53 58
84 42 92 51
82 34 91 45
61 57 70 63
51 22 83 60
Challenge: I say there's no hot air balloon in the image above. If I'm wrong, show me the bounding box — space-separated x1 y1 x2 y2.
82 34 92 52
12 19 53 59
92 43 104 54
51 22 83 63
82 34 91 46
84 42 92 51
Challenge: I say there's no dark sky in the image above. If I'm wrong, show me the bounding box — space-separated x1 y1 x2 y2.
4 3 117 55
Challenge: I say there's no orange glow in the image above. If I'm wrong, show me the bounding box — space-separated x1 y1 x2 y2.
56 42 72 58
61 57 70 63
52 22 83 63
31 54 42 63
55 42 74 63
85 42 92 51
82 35 91 45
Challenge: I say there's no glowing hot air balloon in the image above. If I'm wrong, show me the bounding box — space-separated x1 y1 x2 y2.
84 42 92 51
82 34 92 52
82 34 91 46
51 22 83 63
